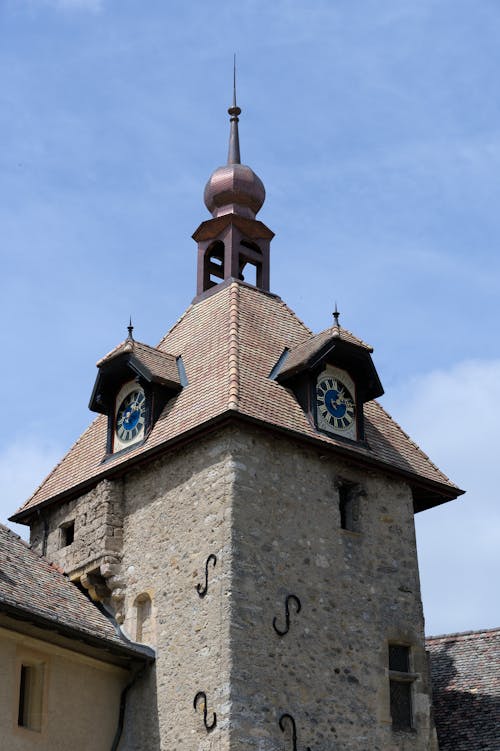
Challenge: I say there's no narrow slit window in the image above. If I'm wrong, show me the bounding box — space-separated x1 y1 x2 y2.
135 593 153 644
338 482 359 532
18 663 45 732
388 644 413 731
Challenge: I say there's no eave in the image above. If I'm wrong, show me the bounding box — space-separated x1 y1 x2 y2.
0 600 155 666
10 409 463 525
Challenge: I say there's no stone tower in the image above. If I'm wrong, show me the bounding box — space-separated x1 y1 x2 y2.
12 85 462 751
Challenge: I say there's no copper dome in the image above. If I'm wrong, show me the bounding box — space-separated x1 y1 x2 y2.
204 162 265 219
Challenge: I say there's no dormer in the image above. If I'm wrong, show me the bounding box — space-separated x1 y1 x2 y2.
89 336 183 455
275 323 383 444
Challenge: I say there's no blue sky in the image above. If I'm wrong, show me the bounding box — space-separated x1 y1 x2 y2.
1 0 499 636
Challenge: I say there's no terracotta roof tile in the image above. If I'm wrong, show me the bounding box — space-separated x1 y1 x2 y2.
12 282 459 520
427 629 500 750
0 523 151 659
97 339 180 387
278 325 372 379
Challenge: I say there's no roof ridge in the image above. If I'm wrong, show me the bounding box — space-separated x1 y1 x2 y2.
426 627 500 641
276 296 313 336
337 325 373 351
228 282 240 410
371 400 454 486
157 302 195 350
12 417 102 516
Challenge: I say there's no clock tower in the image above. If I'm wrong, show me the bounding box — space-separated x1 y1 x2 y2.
11 84 462 750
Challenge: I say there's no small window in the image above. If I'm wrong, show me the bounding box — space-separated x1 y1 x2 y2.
60 521 75 548
338 482 359 532
389 644 413 731
18 662 45 732
134 593 153 644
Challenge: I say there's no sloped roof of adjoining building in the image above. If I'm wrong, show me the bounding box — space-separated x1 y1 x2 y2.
0 523 153 663
12 280 461 522
427 628 500 751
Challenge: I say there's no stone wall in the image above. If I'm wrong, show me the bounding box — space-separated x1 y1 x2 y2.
229 426 437 751
119 429 235 751
29 479 124 603
26 422 438 750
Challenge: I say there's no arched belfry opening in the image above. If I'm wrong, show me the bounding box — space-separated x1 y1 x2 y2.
203 240 225 290
192 78 274 297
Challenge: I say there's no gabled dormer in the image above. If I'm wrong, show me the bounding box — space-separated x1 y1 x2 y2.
275 321 383 444
89 333 183 455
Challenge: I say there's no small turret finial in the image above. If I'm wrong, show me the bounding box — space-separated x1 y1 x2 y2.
333 303 340 328
227 54 241 165
127 316 134 340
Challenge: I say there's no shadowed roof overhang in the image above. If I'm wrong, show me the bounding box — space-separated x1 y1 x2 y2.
89 350 182 415
192 212 275 242
278 337 384 402
10 410 463 525
0 600 155 666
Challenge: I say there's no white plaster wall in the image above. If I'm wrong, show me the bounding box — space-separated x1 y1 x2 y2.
0 630 127 751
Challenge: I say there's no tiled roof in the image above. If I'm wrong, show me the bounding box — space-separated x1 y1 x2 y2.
278 325 373 380
97 338 180 387
12 281 460 521
0 523 152 661
427 628 500 750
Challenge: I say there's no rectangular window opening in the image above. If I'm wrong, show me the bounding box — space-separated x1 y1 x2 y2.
389 644 413 731
390 678 412 730
60 521 75 548
338 482 359 532
389 644 410 673
18 663 44 732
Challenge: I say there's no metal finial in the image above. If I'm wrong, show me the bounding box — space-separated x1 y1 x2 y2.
227 53 241 165
333 303 340 328
127 316 134 340
232 53 237 109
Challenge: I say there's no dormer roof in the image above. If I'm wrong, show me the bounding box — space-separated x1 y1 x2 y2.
276 324 384 403
89 338 182 414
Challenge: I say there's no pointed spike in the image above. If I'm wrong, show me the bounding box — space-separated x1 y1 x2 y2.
127 317 134 340
233 53 237 109
333 303 340 328
227 54 241 165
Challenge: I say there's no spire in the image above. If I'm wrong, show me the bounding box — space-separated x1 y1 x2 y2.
195 67 273 297
333 303 340 329
127 316 134 341
227 55 241 165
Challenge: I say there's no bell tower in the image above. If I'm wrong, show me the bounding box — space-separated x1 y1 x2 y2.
12 73 462 751
193 73 273 295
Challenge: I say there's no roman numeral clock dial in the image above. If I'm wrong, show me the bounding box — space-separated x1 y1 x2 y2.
316 369 357 440
114 383 146 451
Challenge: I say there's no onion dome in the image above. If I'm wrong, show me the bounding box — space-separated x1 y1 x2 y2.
204 76 265 220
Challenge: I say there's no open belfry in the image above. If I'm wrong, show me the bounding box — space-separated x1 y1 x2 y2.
11 82 462 751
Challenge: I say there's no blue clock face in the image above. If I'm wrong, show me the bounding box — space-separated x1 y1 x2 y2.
316 377 355 431
115 389 146 443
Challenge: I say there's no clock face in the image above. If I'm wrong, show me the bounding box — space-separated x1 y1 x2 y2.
114 384 146 449
316 374 356 434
